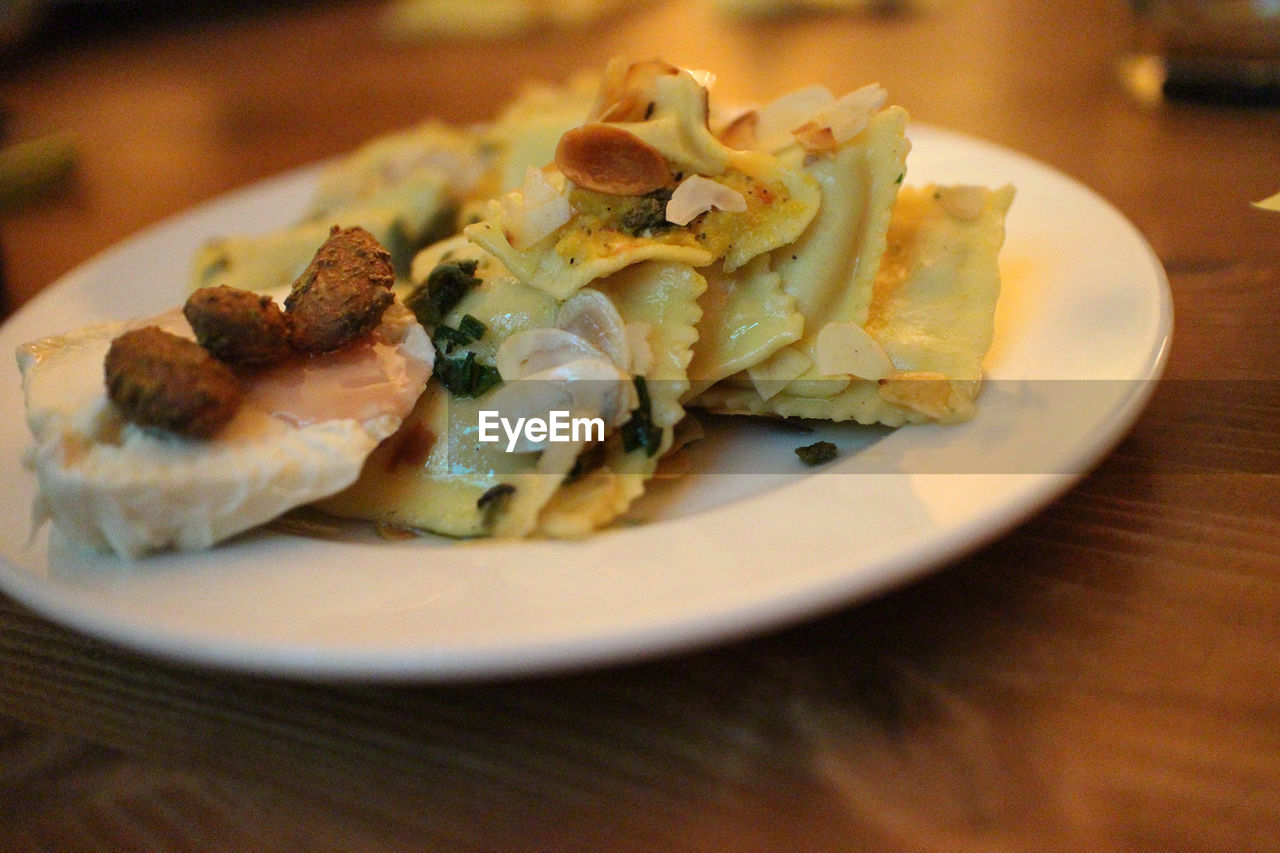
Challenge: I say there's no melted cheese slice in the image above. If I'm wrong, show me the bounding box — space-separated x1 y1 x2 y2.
17 302 434 558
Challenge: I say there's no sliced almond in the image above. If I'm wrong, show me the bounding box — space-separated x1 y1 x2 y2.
665 174 747 226
590 58 681 121
597 95 651 124
555 123 674 196
792 122 839 152
501 166 573 249
814 322 895 381
753 85 835 152
484 357 635 453
747 346 812 401
556 288 631 371
495 327 608 381
717 109 759 150
793 84 887 151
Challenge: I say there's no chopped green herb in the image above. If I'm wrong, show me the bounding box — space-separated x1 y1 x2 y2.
620 376 663 457
456 313 486 341
404 259 480 326
795 440 838 466
435 350 502 398
432 313 487 353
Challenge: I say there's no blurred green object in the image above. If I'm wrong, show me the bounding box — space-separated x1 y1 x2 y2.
0 132 76 211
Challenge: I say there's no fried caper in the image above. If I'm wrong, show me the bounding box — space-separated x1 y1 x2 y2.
183 285 292 367
285 225 395 353
104 326 242 438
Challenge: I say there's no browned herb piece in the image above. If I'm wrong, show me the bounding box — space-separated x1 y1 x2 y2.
104 326 242 438
183 285 293 367
285 224 395 353
795 440 838 467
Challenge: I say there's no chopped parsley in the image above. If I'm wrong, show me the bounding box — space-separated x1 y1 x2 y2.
435 350 501 398
405 259 481 326
620 376 662 457
795 440 838 466
430 312 500 398
432 313 487 353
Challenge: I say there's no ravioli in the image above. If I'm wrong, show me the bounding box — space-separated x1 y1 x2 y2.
323 60 1013 540
323 252 705 538
319 243 558 537
191 80 596 296
536 261 704 536
463 65 821 301
694 182 1014 425
19 58 1016 556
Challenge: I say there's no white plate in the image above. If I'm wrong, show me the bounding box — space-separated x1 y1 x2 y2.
0 126 1171 680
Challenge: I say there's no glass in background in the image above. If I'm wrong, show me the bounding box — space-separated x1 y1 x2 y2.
1125 0 1280 105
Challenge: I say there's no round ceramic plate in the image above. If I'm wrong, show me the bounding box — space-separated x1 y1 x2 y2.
0 125 1172 680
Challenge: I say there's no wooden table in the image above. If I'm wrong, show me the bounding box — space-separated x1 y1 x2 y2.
1 0 1278 849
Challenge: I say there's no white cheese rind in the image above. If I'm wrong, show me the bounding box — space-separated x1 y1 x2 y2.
17 304 432 559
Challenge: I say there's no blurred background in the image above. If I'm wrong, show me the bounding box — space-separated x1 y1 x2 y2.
1 4 1279 851
1 0 1276 312
4 0 1267 318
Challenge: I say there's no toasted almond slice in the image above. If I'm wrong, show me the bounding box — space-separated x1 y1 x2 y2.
555 123 674 196
556 288 631 371
590 58 681 121
792 121 840 152
747 347 813 401
597 95 650 124
754 85 835 152
814 322 895 380
501 166 573 249
495 327 606 381
717 109 759 150
665 174 747 226
793 84 887 151
484 357 635 452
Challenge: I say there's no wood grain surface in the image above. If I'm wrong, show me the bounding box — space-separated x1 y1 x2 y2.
1 0 1278 850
